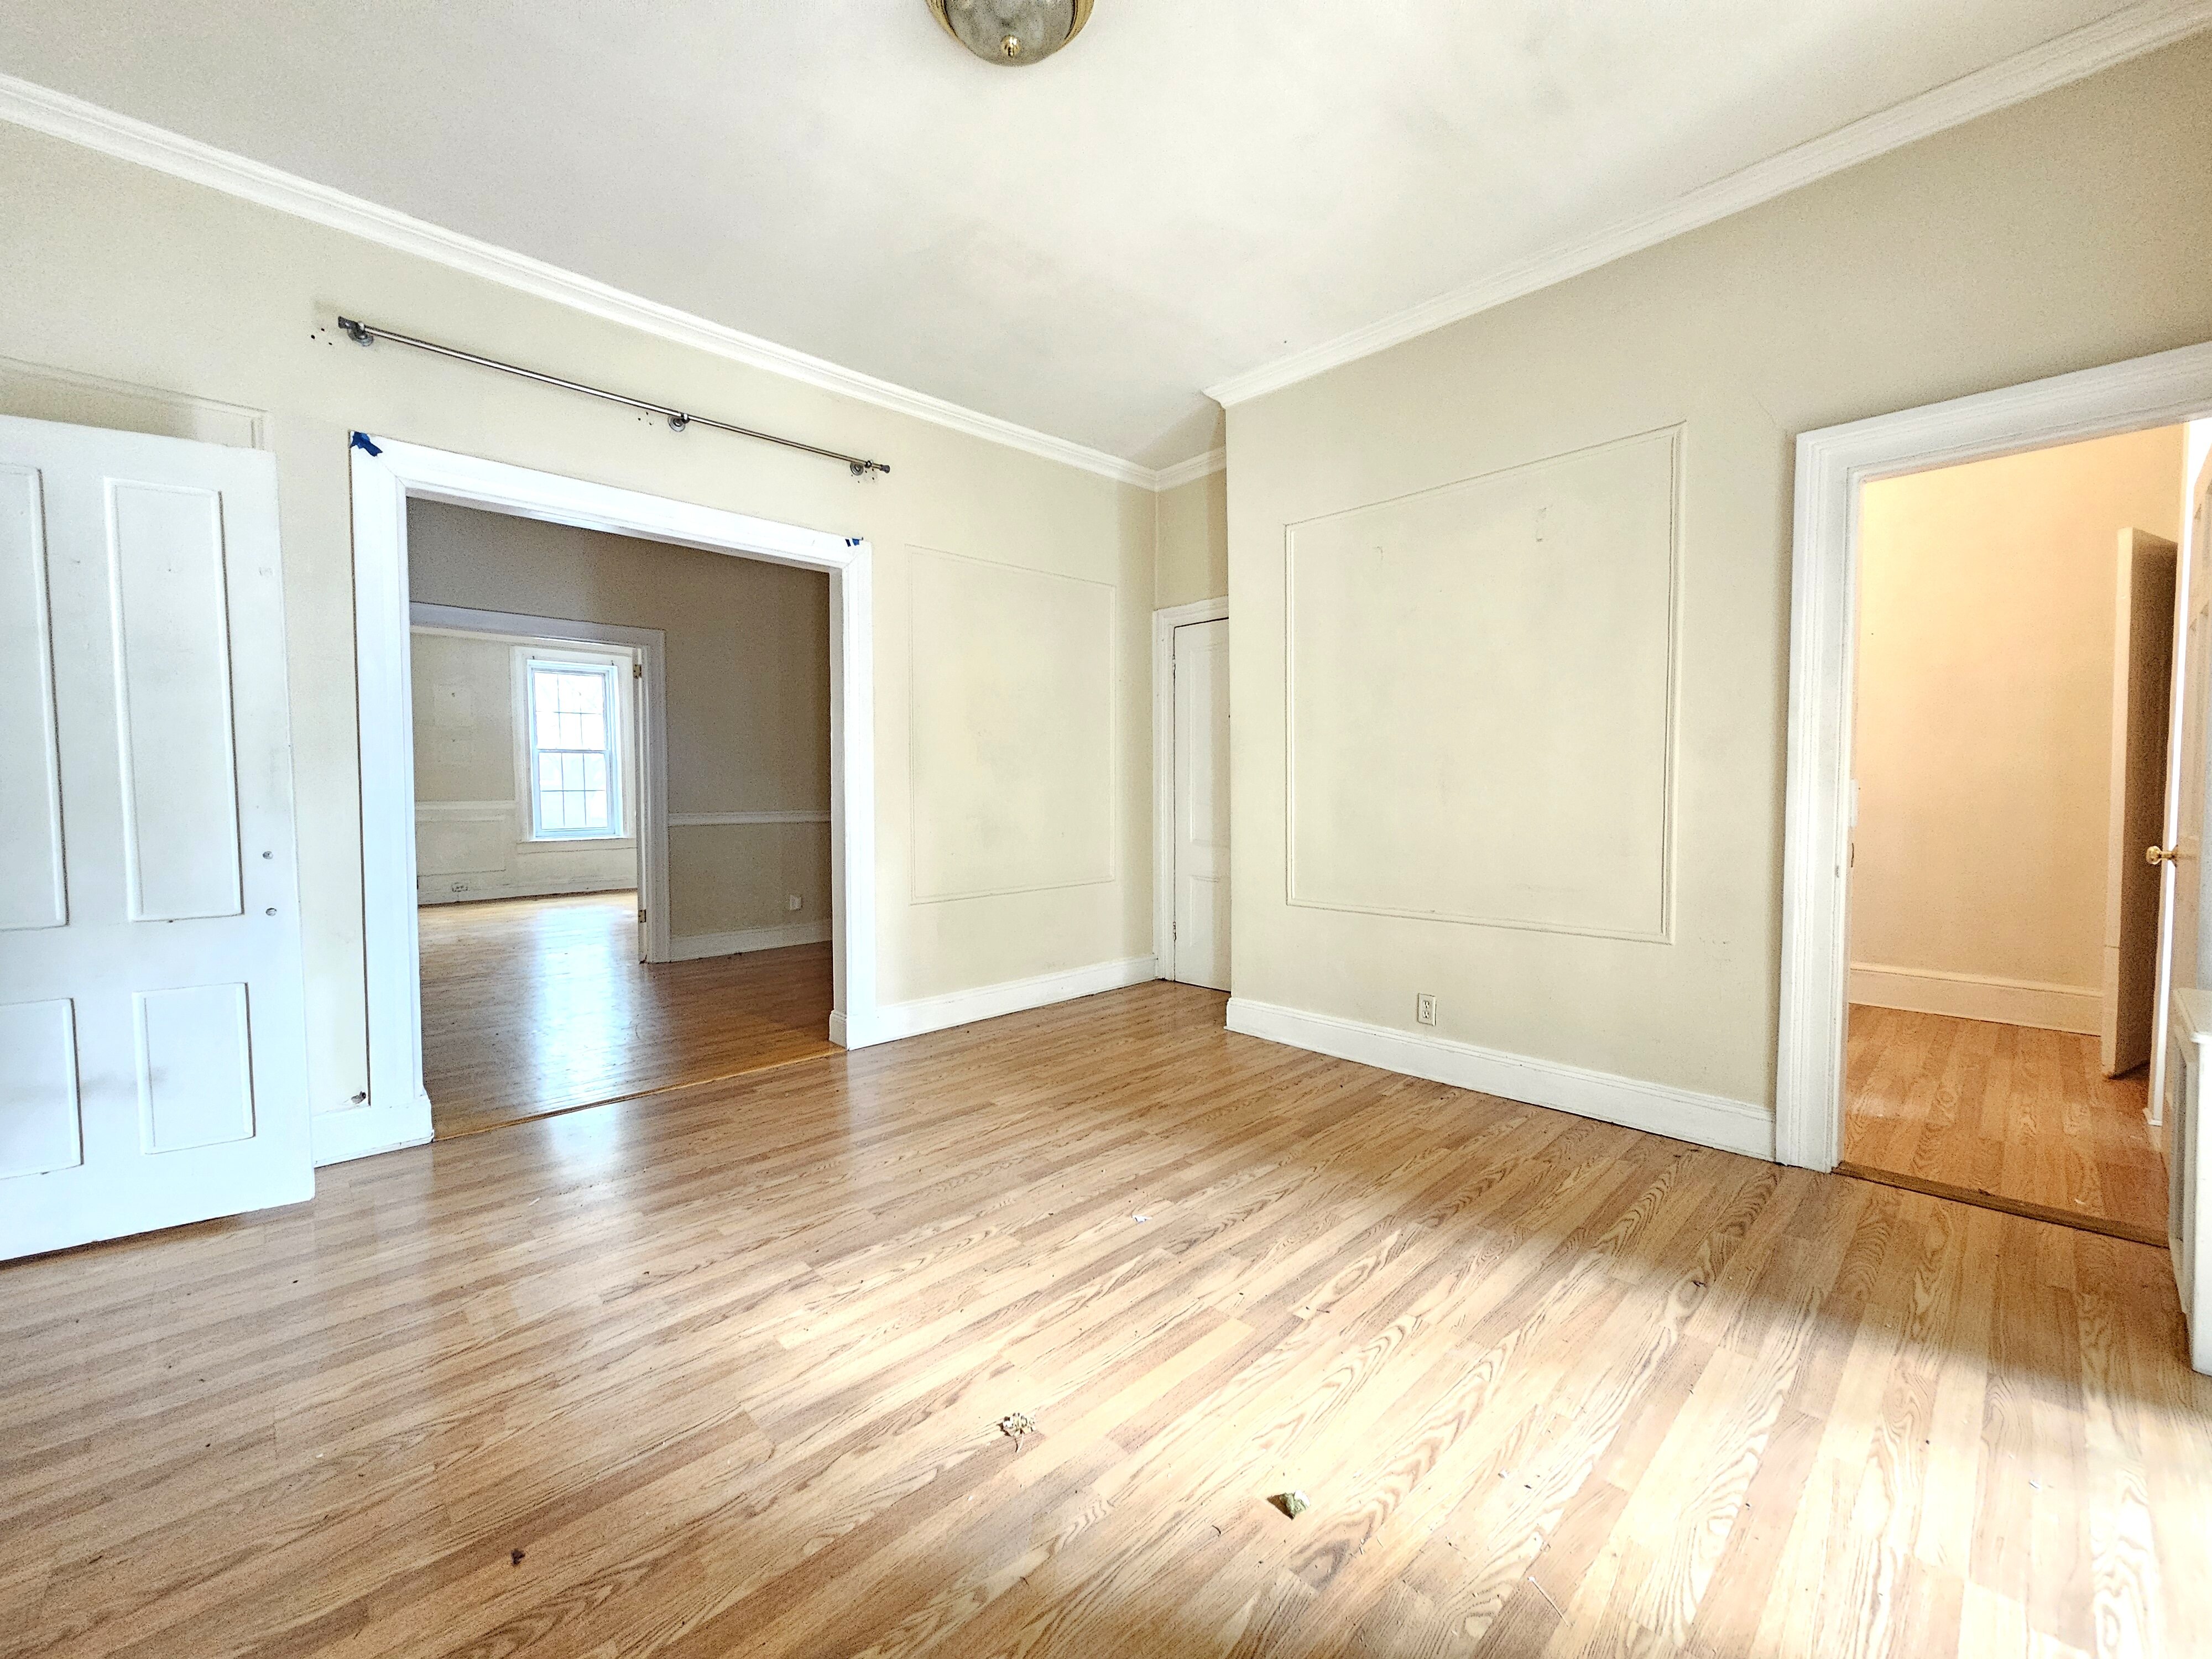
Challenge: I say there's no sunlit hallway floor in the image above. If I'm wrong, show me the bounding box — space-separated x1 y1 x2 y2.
1842 1003 2166 1241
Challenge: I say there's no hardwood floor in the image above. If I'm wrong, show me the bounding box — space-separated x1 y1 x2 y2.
6 982 2206 1658
419 890 834 1138
1843 1004 2168 1243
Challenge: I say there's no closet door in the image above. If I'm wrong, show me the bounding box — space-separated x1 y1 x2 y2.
1173 618 1230 992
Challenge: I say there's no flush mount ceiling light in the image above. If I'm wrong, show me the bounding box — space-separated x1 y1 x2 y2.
926 0 1093 66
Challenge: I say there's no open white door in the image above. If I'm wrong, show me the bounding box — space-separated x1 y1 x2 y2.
2104 529 2178 1077
0 414 311 1260
2162 451 2212 1371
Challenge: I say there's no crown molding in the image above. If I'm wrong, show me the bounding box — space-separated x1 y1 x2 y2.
1206 0 2212 408
0 71 1176 489
1150 447 1226 490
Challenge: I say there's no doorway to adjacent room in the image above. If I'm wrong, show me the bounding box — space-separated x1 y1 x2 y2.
335 437 875 1162
1834 420 2204 1241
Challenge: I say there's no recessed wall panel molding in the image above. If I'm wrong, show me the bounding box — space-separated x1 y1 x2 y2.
0 998 82 1178
907 547 1116 903
413 805 513 877
0 463 66 930
1285 425 1682 942
108 479 244 921
0 353 267 448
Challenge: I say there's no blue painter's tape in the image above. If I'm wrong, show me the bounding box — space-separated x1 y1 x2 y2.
349 431 383 457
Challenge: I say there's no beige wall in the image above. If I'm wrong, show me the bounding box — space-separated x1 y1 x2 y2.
409 628 640 905
0 122 1155 1116
1850 427 2184 1014
1155 468 1228 607
409 504 831 938
1225 35 2212 1112
411 629 518 805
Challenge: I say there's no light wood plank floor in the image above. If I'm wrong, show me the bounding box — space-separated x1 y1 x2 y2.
419 890 834 1138
1843 1005 2168 1242
6 983 2206 1658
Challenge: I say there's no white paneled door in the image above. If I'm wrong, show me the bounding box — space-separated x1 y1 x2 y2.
0 414 310 1260
1173 618 1230 990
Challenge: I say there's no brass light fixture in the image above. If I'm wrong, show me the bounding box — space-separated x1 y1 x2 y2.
926 0 1094 66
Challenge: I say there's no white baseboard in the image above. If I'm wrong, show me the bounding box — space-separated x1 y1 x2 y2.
846 955 1157 1048
311 1091 434 1167
1848 963 2100 1035
664 920 832 961
1224 997 1775 1161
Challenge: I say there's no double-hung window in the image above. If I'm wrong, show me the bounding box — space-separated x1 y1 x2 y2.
525 659 622 839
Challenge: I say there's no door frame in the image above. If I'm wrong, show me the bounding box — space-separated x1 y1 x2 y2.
329 434 877 1167
1776 340 2212 1171
408 603 666 949
1152 597 1229 983
2099 530 2180 1083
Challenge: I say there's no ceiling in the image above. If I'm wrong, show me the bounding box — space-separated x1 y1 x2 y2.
0 1 2159 469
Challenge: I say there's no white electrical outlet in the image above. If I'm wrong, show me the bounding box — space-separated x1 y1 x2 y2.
787 894 803 912
1416 993 1437 1026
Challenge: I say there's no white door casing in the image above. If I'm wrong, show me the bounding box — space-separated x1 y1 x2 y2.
1152 597 1229 985
337 435 877 1167
1173 618 1230 990
0 413 311 1260
1777 340 2212 1172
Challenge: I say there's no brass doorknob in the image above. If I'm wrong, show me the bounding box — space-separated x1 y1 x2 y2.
2148 844 2180 865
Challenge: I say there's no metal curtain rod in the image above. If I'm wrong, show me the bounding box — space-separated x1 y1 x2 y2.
335 316 891 478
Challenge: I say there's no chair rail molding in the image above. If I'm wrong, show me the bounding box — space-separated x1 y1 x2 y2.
667 810 831 826
410 599 669 950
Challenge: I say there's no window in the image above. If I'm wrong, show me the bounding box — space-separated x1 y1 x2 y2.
525 659 622 839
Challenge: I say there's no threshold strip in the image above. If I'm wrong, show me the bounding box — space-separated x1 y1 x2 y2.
1833 1160 2165 1248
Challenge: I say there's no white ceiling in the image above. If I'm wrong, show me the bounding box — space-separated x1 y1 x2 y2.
0 1 2161 468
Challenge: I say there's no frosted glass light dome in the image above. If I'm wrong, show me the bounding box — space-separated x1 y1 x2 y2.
926 0 1094 66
